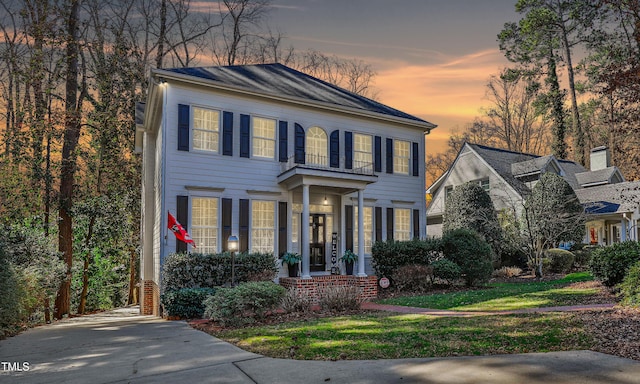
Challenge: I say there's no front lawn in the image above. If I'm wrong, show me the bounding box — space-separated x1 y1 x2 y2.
206 312 592 360
377 272 612 311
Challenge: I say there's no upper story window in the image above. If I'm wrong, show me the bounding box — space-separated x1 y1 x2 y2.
252 117 276 159
192 107 220 152
444 185 453 200
306 126 328 166
191 197 219 253
354 133 372 168
394 139 410 174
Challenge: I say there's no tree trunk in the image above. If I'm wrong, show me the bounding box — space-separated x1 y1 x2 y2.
127 248 138 305
54 0 81 320
560 25 584 165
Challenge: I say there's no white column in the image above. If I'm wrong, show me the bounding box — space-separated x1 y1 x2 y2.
357 189 366 277
287 190 293 254
301 184 311 279
621 219 627 242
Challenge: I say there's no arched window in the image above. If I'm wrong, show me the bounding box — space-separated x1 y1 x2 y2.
306 126 328 166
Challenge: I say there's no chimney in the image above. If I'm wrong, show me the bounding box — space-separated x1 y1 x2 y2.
590 146 611 171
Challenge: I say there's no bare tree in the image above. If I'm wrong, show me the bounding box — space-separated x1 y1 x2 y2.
484 68 551 154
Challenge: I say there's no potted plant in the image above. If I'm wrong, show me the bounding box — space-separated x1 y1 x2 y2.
281 252 301 277
340 250 357 275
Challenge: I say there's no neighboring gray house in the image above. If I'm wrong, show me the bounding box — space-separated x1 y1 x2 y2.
426 143 639 245
136 63 436 315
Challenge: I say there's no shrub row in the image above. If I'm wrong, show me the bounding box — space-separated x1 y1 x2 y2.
371 238 441 281
590 241 640 287
161 288 217 319
203 282 285 326
162 252 278 292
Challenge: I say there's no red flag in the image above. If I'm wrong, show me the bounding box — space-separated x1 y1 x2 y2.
168 212 196 248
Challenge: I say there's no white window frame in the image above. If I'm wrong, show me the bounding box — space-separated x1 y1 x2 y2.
354 206 373 254
354 133 373 169
191 197 219 253
306 126 328 166
192 106 220 152
252 116 276 159
251 200 276 253
394 208 411 241
393 139 410 175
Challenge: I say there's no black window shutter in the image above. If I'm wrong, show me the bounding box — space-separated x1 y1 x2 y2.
239 199 249 252
375 206 382 242
178 104 189 151
222 111 233 156
386 138 393 174
344 131 353 169
222 198 232 251
386 207 394 241
278 202 287 257
345 205 354 251
412 142 419 177
176 195 189 252
330 130 340 168
413 209 420 239
294 123 305 164
240 114 250 158
279 121 288 162
374 136 382 172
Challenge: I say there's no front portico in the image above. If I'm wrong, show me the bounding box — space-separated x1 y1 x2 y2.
277 158 378 278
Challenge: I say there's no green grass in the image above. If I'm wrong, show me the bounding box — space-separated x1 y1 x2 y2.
377 272 601 311
211 312 593 360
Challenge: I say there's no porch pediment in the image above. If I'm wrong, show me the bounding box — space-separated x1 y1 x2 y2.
277 165 378 193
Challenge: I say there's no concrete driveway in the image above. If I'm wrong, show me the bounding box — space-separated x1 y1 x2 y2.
2 306 640 384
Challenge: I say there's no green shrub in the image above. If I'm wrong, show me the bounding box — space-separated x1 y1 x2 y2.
431 259 462 284
392 264 433 293
442 228 493 286
203 281 285 326
318 286 362 312
620 261 640 307
371 238 441 280
571 244 598 269
543 248 575 273
161 288 217 319
163 252 277 292
590 241 640 287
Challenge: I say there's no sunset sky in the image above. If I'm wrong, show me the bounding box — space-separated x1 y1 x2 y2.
269 0 520 155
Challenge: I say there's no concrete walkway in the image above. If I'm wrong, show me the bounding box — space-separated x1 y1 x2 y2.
2 306 640 384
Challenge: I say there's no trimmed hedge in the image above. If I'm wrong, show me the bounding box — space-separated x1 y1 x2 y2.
203 282 286 326
543 248 575 273
590 241 640 287
161 288 217 319
371 238 441 281
431 259 462 284
442 228 493 286
162 252 277 292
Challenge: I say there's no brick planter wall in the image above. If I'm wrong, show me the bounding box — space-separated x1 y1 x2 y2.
279 275 378 304
141 280 159 316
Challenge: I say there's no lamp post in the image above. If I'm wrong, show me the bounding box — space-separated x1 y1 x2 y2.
228 235 239 286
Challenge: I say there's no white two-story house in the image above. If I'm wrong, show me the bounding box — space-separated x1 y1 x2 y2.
136 63 436 315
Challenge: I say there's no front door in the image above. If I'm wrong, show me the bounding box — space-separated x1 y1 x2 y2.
309 214 326 272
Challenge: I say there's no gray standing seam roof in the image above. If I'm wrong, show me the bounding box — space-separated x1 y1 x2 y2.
165 63 432 125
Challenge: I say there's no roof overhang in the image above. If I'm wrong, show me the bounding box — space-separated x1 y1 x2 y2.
151 68 436 133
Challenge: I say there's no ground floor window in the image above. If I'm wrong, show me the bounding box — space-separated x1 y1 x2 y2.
354 206 373 254
252 200 275 253
191 197 219 253
394 208 411 241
